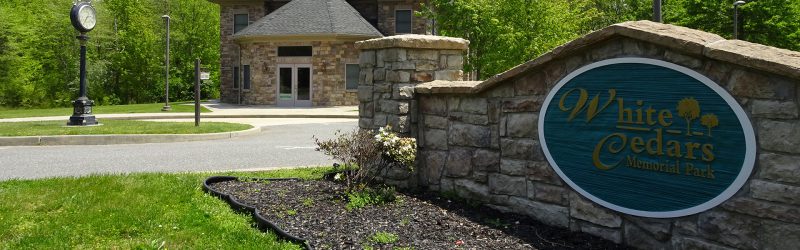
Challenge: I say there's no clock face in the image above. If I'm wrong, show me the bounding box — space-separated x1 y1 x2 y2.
70 3 96 32
78 5 96 31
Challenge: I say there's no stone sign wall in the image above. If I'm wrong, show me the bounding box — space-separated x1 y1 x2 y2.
357 21 800 249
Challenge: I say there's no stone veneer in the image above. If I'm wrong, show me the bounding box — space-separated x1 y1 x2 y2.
219 3 265 104
377 0 429 36
356 34 468 135
237 40 360 106
359 21 800 249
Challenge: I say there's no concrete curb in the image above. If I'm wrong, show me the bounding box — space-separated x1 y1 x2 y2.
0 126 265 146
105 114 359 120
0 114 359 123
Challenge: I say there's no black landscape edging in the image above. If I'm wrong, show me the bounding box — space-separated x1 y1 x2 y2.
202 176 314 250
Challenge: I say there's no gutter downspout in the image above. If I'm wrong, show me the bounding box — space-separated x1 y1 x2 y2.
238 44 242 105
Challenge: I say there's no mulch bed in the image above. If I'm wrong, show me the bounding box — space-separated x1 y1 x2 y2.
209 179 632 250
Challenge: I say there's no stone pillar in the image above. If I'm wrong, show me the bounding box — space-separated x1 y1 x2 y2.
356 35 469 135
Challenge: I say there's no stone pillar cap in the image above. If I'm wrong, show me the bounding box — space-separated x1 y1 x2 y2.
356 34 469 50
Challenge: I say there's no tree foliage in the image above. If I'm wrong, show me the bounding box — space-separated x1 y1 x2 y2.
664 0 800 51
3 1 798 106
0 0 220 108
422 0 598 79
424 0 800 80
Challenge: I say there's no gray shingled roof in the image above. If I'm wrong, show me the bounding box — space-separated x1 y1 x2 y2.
234 0 383 40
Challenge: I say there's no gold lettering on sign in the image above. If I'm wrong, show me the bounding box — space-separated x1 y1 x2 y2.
559 88 616 123
555 88 721 176
592 133 626 170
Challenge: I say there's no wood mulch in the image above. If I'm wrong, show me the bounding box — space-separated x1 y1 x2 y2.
209 179 632 250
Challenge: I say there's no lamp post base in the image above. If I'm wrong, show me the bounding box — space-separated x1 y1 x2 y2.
67 98 98 126
161 105 172 111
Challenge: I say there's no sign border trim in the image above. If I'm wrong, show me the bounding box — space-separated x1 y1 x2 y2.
538 57 757 218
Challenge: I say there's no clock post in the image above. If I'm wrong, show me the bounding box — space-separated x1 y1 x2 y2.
67 2 98 126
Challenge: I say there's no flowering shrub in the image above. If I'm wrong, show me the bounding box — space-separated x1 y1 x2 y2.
374 125 417 170
315 125 417 191
315 129 382 190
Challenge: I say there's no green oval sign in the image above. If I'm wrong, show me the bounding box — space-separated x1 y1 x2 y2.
539 58 756 218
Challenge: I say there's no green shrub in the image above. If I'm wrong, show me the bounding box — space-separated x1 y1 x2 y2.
346 186 397 210
369 231 399 244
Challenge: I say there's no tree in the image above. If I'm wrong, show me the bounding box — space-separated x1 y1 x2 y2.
700 113 719 137
164 0 221 100
0 0 79 108
585 0 653 30
0 0 220 108
677 97 701 136
740 0 800 51
665 0 800 51
421 0 596 79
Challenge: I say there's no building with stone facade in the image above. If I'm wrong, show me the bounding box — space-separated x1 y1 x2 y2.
208 0 430 106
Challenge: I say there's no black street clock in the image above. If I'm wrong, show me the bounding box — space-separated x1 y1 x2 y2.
67 1 98 126
70 2 97 33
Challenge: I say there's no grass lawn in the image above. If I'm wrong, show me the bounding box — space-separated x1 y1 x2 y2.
0 167 331 249
0 120 252 137
0 102 211 119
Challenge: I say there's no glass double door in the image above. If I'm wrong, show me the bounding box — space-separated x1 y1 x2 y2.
277 64 312 107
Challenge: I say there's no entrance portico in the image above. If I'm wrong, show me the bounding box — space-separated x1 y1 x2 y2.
277 64 312 107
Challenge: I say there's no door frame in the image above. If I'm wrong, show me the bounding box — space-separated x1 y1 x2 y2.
276 64 313 107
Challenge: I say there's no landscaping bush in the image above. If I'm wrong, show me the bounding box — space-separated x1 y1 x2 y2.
314 125 416 191
346 186 397 210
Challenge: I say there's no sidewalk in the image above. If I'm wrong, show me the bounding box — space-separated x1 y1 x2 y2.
0 101 359 146
0 101 359 123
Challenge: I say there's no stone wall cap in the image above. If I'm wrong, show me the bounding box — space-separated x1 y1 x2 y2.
705 39 800 80
613 20 725 55
415 80 482 94
356 34 469 50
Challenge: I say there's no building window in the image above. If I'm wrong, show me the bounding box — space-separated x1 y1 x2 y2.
345 64 360 91
233 66 240 88
278 46 313 57
395 10 412 34
243 65 251 89
234 14 249 33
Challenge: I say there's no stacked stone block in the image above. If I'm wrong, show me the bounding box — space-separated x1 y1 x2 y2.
358 21 800 249
355 35 468 135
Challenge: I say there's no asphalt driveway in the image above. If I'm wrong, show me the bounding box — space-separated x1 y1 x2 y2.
0 120 357 180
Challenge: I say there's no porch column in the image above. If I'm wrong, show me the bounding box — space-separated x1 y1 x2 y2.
356 35 469 136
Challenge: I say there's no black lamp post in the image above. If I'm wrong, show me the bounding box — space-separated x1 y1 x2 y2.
653 0 662 23
733 1 746 39
68 2 98 126
162 15 172 111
